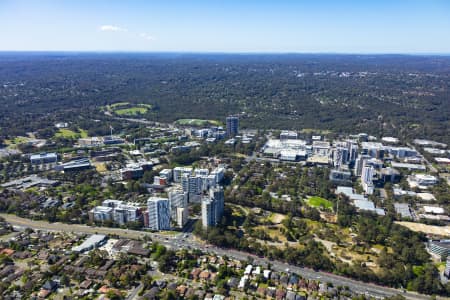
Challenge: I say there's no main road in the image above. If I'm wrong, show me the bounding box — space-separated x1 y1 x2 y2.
0 213 434 300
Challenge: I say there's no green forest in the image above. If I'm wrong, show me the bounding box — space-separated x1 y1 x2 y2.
0 53 449 144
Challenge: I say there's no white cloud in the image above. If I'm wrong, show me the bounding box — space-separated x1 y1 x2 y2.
98 25 154 42
99 25 127 32
139 32 155 41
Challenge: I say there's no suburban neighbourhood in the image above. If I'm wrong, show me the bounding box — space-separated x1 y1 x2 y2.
1 112 450 299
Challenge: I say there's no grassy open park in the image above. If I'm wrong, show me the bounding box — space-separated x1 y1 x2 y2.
55 128 88 139
110 102 130 108
105 102 152 116
306 196 333 210
300 128 332 135
4 136 29 145
114 107 148 115
175 118 222 126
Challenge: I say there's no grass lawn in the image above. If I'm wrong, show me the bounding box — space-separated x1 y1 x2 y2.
175 119 221 126
114 107 148 116
138 103 153 109
5 136 29 145
300 128 332 134
208 119 222 126
55 128 89 139
107 103 152 115
110 102 130 108
55 129 78 139
307 196 333 209
79 129 88 138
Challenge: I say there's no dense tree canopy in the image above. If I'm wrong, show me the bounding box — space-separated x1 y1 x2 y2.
0 53 449 144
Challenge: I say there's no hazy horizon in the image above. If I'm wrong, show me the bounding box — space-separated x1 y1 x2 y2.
1 50 450 56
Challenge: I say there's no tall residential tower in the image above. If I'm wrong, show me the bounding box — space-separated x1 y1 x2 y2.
201 187 225 229
226 115 239 136
147 197 171 230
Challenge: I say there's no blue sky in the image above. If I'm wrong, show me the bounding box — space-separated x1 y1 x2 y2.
1 0 450 53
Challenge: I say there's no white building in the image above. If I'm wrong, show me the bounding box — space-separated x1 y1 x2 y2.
182 174 202 195
159 169 173 182
244 265 253 275
312 141 330 157
91 200 140 225
102 199 123 208
90 206 113 222
30 152 58 164
55 122 69 128
182 172 218 197
262 139 307 157
423 206 445 215
211 167 225 183
72 234 107 253
113 203 140 225
280 131 298 140
408 174 438 189
168 189 188 220
388 147 417 159
204 175 218 190
333 146 349 168
381 137 399 144
347 140 358 163
354 155 370 176
195 168 209 176
201 187 225 228
176 207 188 227
173 167 193 183
147 197 171 230
361 142 385 158
361 164 374 195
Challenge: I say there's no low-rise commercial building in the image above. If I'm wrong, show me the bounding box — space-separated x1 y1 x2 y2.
262 139 307 157
394 203 413 219
121 164 144 180
72 234 107 253
55 158 91 172
312 141 330 157
329 169 351 185
408 174 438 189
280 131 298 140
30 152 57 164
391 162 426 171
